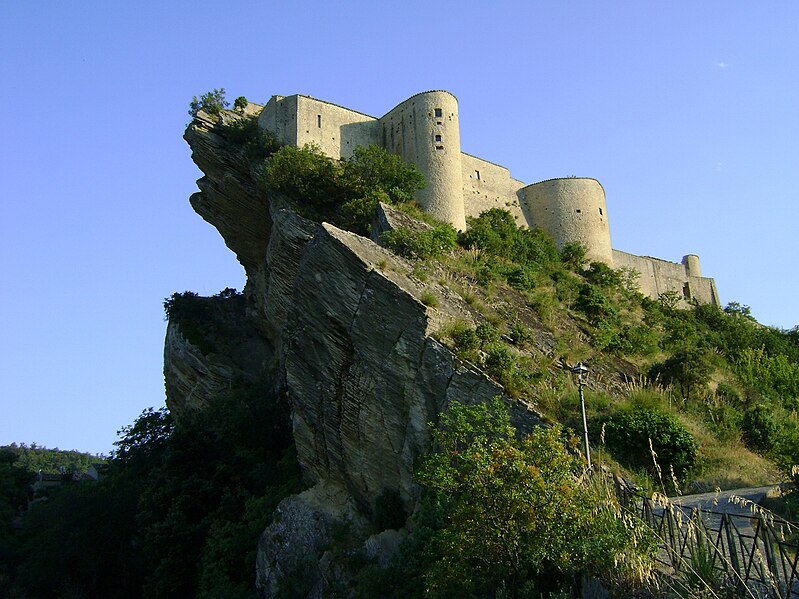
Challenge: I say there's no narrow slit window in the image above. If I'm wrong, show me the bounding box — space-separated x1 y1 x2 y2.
317 114 321 128
682 283 691 299
475 170 481 180
599 208 603 215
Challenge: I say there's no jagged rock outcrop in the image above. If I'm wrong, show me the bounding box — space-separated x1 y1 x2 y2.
170 108 545 597
163 292 274 416
183 108 271 276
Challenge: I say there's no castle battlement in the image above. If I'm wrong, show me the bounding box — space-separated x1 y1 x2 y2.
257 91 719 306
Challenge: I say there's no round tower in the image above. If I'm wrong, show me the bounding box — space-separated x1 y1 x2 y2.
522 178 613 266
682 254 701 277
380 91 466 230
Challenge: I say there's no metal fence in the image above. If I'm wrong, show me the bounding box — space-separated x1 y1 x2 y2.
616 483 799 598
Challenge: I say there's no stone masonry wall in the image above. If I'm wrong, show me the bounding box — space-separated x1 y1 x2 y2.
257 91 719 304
522 178 614 266
461 152 528 226
613 250 720 306
379 91 466 230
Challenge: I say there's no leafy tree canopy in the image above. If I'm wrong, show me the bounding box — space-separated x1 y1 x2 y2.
189 88 229 117
414 399 656 597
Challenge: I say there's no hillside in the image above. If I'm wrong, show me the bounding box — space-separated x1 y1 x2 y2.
4 99 798 599
171 102 798 596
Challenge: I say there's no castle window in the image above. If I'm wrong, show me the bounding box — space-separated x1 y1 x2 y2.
599 208 603 215
475 170 481 180
575 209 582 213
435 134 442 142
682 283 691 299
317 115 321 128
435 145 444 151
434 108 442 118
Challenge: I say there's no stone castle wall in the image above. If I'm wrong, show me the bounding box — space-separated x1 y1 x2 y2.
380 91 466 229
461 153 528 226
261 95 380 160
522 178 614 266
613 250 720 305
257 91 719 306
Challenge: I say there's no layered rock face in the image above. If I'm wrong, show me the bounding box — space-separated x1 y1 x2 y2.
169 109 543 597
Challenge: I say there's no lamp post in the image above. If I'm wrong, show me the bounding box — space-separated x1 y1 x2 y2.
571 362 592 475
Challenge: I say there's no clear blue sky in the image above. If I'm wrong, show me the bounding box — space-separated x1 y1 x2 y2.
1 1 797 455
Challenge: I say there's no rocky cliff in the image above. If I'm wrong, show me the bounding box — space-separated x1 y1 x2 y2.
168 108 545 597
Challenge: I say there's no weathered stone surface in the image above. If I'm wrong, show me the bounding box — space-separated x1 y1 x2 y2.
369 201 432 244
163 297 273 416
255 484 367 599
283 223 537 513
184 110 272 275
176 110 545 598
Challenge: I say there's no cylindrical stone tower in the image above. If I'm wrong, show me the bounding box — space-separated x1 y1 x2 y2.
522 178 613 266
380 91 466 230
682 254 701 277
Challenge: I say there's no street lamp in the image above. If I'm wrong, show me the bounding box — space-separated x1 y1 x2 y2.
571 362 592 475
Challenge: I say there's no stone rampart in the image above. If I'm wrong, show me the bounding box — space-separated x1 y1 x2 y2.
522 178 614 266
380 91 466 229
257 91 719 304
612 250 720 305
461 153 527 225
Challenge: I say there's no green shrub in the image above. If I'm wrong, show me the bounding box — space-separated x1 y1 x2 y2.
262 143 426 234
189 88 228 117
735 347 799 408
741 403 778 452
233 96 248 112
341 189 389 235
584 261 622 288
221 115 280 160
263 142 346 221
506 264 543 291
449 322 479 355
575 284 617 325
475 321 499 346
603 408 698 479
342 144 425 205
459 209 561 268
420 291 438 307
508 321 532 347
560 241 588 270
380 225 457 260
650 348 714 399
484 343 515 381
415 400 657 597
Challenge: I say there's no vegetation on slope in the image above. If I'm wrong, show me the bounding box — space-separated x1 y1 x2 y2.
6 338 302 598
5 97 797 597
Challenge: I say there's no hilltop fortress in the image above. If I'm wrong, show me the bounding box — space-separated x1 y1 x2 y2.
258 90 719 305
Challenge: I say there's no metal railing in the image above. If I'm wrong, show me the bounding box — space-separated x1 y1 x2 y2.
615 481 799 598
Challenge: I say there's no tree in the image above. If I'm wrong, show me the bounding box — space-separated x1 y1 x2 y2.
233 96 248 112
416 399 656 597
112 406 174 472
341 144 425 204
189 88 229 117
651 347 714 399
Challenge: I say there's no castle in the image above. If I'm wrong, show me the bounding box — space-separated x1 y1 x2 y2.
258 90 720 306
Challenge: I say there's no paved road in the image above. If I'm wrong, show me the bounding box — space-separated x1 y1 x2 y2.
647 484 799 598
669 485 786 518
